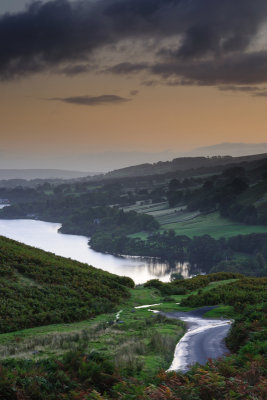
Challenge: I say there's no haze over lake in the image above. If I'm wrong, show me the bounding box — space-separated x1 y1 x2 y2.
0 217 190 284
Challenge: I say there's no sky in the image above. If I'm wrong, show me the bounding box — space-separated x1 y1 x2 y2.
1 0 267 170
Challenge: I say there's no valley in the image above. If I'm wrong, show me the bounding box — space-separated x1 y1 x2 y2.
0 154 266 398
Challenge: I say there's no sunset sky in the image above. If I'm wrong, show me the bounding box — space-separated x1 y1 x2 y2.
1 0 267 170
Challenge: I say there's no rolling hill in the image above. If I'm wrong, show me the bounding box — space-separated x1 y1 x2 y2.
104 153 267 179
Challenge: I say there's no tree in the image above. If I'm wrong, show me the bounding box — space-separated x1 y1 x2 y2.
170 273 184 282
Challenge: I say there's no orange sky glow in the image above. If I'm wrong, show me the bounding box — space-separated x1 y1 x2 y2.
0 0 267 167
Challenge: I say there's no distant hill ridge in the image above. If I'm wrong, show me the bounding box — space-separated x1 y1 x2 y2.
104 153 267 178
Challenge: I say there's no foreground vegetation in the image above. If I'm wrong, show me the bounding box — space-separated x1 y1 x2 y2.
0 270 265 399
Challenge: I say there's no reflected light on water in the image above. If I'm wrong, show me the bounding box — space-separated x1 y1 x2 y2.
0 218 193 284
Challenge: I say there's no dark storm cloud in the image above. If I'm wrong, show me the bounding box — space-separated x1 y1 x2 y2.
106 63 149 75
49 95 131 106
0 0 180 80
1 0 267 87
130 90 139 96
253 91 267 97
150 51 267 86
219 86 264 93
60 64 94 76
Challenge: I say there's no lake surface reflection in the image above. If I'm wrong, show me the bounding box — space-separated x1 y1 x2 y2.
0 218 192 284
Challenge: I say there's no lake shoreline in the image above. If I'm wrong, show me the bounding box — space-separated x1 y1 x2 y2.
0 218 191 284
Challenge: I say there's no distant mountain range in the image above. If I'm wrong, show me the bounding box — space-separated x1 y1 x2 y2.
191 143 267 157
59 143 267 171
1 143 267 179
0 169 93 180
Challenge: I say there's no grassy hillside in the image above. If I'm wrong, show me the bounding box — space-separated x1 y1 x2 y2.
0 273 240 360
0 236 133 333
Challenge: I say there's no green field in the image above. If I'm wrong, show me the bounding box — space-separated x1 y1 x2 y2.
127 202 267 239
123 202 169 215
123 202 199 225
160 212 267 238
203 305 235 318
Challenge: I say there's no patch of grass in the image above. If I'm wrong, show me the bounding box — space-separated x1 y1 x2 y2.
128 231 149 240
124 202 199 227
150 303 192 312
203 305 236 319
123 202 168 215
156 211 200 225
125 286 162 307
203 279 238 290
14 271 41 287
0 313 111 347
142 355 163 378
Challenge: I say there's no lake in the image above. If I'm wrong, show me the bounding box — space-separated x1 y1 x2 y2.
0 217 191 284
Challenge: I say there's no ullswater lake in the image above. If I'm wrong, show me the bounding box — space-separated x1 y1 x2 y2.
0 216 191 284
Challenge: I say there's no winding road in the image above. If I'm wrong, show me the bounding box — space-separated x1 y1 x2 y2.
163 306 232 372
